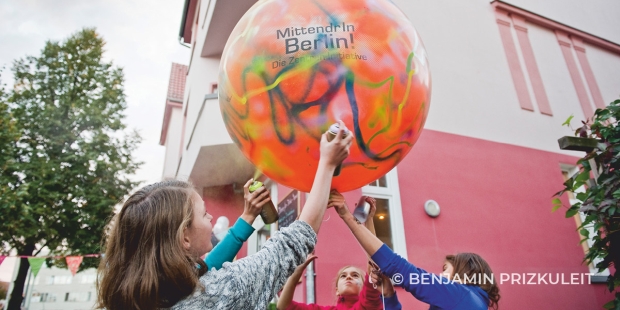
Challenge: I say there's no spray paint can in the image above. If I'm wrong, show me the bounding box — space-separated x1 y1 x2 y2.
325 123 350 176
248 181 279 224
353 196 371 223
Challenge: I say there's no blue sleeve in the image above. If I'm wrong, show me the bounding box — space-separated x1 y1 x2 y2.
371 244 468 309
384 293 402 310
205 218 255 270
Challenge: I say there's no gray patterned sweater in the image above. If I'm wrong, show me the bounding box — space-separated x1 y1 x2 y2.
170 220 317 310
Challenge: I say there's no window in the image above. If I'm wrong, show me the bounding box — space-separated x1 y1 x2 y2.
65 291 92 302
80 274 96 284
37 293 57 302
256 224 272 252
362 168 408 259
47 275 72 284
561 165 609 279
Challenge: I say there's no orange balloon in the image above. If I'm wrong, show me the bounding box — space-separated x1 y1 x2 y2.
219 0 431 192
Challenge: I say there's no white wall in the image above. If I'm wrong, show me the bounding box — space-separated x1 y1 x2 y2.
162 107 184 179
586 43 620 103
176 0 226 180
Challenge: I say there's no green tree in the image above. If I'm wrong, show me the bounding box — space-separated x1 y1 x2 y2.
0 28 142 310
0 67 23 260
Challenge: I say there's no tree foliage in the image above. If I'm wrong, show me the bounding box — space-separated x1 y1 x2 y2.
0 28 142 309
555 99 620 310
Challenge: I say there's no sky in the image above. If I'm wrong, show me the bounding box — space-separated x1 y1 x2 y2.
0 0 190 282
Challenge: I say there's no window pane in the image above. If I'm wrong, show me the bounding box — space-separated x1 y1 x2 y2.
256 225 271 252
378 176 387 187
372 198 393 250
368 176 388 188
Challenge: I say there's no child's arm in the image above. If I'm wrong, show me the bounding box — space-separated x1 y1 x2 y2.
204 180 268 269
299 120 353 234
277 254 317 310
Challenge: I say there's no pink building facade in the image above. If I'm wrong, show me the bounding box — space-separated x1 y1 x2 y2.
160 0 620 308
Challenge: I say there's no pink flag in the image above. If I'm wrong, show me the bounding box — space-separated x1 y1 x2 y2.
66 256 83 276
0 255 5 267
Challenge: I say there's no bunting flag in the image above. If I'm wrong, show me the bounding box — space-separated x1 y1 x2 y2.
27 257 46 277
66 256 83 276
3 254 100 258
0 255 5 267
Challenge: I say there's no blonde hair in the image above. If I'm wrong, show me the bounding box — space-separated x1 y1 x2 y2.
334 265 365 296
97 180 207 310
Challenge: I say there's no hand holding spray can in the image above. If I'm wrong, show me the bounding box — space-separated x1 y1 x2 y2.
353 196 371 223
248 180 279 224
325 123 350 176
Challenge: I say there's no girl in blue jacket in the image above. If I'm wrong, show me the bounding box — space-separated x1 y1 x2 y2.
328 192 500 310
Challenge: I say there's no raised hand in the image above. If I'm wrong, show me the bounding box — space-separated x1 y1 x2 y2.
320 120 353 169
242 179 271 224
328 190 352 220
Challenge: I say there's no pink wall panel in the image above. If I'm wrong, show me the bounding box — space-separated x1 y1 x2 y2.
511 15 553 116
556 31 595 118
495 9 534 112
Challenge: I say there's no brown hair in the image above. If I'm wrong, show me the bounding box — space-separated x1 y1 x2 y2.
97 180 207 310
446 253 500 310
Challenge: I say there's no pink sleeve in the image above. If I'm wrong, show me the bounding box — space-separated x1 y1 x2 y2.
354 274 383 310
286 301 325 310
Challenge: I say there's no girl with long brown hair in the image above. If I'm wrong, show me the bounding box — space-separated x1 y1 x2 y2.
97 122 353 310
330 191 500 310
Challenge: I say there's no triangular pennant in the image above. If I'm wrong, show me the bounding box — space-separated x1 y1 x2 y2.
0 255 5 267
27 257 45 277
66 256 83 276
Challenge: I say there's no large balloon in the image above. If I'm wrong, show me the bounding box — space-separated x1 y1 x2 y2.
219 0 431 192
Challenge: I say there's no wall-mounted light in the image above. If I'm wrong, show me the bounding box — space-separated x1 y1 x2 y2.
378 215 385 220
424 200 440 218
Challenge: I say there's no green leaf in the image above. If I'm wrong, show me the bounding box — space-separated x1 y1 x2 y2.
575 170 591 184
576 192 588 201
566 207 579 218
551 198 563 212
580 228 589 238
602 300 615 309
562 115 574 126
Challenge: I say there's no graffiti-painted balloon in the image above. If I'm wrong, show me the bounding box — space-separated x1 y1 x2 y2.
219 0 431 192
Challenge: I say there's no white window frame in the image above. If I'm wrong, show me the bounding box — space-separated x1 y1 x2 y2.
561 164 609 278
362 167 408 260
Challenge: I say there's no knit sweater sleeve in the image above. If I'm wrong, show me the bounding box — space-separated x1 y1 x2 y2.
205 218 255 270
171 220 317 310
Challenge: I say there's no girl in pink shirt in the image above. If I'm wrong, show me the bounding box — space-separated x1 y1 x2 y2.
276 194 401 310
